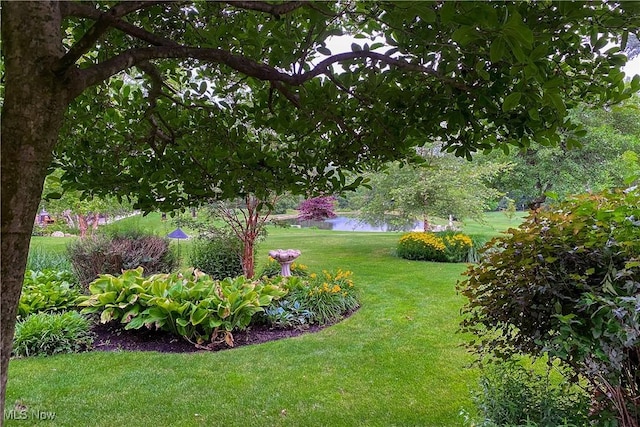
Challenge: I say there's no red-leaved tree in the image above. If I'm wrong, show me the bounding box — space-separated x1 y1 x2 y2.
297 196 337 221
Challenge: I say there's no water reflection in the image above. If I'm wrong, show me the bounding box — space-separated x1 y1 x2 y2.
290 216 421 232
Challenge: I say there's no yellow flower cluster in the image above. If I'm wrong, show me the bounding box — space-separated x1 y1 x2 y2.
307 269 356 296
291 262 308 271
399 232 446 251
445 233 473 248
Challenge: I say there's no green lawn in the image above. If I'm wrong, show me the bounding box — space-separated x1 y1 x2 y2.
8 214 519 426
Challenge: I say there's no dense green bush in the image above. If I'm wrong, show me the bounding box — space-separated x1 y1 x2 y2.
469 360 591 427
19 270 81 318
189 229 243 280
12 311 94 358
67 232 178 287
78 267 286 347
459 188 640 425
397 231 474 262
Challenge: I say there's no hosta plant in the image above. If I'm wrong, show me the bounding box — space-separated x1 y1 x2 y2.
19 269 81 318
78 267 286 347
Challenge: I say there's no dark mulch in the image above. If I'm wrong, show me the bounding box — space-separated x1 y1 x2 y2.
90 321 329 354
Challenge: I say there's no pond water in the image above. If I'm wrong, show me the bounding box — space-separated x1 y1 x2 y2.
289 216 422 232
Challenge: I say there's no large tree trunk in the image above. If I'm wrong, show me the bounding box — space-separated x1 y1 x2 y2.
1 2 68 420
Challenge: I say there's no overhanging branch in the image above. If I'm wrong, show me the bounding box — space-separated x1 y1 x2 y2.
224 1 305 16
70 45 455 98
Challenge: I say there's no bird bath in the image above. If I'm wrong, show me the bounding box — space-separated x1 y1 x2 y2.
268 249 301 277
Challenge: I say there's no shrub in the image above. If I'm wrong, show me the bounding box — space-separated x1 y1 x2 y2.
26 247 73 272
259 257 309 278
68 233 178 287
470 360 591 427
12 311 94 358
78 268 286 347
189 230 243 280
397 231 474 262
19 270 81 318
458 187 640 425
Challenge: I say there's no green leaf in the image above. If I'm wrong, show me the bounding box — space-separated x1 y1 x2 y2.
502 92 522 112
490 38 506 63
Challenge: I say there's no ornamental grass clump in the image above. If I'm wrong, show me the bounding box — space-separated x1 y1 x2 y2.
12 311 94 358
397 231 474 262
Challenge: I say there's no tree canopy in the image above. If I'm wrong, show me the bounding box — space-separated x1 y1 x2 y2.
50 1 640 212
352 147 509 230
2 0 640 416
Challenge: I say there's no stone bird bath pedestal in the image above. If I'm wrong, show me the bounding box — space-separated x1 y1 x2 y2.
268 249 301 277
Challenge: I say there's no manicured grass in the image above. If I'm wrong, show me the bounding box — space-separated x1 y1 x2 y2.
9 212 521 426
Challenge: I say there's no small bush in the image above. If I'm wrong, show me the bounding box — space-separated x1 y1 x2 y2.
19 270 81 318
189 230 243 280
12 311 94 358
470 360 591 427
259 257 309 278
397 231 473 262
68 233 178 287
26 247 73 272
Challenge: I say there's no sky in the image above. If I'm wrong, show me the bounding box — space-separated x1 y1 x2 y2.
624 55 640 77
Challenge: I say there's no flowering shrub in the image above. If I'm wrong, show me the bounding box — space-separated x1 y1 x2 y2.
260 269 359 327
259 257 309 278
397 231 473 262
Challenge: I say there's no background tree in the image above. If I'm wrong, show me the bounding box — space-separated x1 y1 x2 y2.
297 196 338 222
483 96 640 208
38 170 134 237
352 147 510 230
2 1 640 415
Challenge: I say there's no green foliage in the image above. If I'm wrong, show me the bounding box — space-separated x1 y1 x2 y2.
12 311 94 358
459 187 640 424
469 360 592 427
484 97 640 208
352 150 510 230
78 268 286 347
26 247 73 272
67 233 178 287
51 2 640 215
19 270 81 318
261 299 314 330
189 230 243 280
263 270 360 327
397 231 474 263
259 257 309 278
